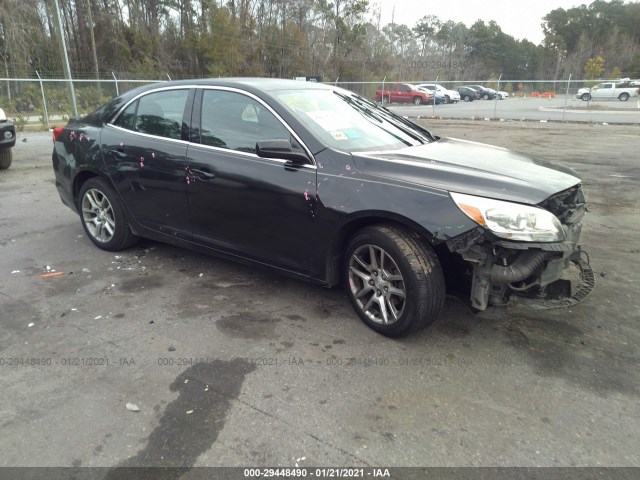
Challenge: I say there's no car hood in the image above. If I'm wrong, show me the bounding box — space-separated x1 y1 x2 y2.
351 137 581 205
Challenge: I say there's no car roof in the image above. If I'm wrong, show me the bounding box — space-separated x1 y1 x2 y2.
129 77 334 94
83 78 338 126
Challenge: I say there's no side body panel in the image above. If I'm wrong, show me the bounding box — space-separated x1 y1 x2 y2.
101 126 191 238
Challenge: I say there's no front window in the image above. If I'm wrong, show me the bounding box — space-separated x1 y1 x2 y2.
274 89 431 152
200 89 291 153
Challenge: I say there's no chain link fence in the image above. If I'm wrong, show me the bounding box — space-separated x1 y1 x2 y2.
1 74 633 130
0 75 164 130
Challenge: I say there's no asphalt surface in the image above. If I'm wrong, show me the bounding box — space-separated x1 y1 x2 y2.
0 124 639 470
388 95 640 124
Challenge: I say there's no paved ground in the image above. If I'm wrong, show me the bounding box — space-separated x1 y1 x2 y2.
388 95 640 123
0 123 639 470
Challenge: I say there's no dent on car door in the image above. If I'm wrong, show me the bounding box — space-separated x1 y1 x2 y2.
102 88 194 238
185 88 320 276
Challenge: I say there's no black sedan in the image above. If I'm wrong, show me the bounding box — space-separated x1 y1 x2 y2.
455 86 480 102
0 107 15 169
466 85 497 100
52 78 593 337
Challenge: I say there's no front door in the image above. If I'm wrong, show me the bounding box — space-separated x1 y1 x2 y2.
185 88 319 275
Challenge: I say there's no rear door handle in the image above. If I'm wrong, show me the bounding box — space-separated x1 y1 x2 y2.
109 149 127 159
191 168 216 180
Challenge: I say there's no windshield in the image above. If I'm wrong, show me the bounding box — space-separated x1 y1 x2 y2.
274 88 433 152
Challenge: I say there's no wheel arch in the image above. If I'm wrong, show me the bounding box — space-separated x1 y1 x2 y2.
72 169 109 210
324 211 439 287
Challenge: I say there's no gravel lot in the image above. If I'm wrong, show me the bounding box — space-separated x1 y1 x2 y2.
0 121 638 471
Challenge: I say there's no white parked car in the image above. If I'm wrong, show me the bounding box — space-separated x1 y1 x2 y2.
416 83 460 103
576 81 639 101
497 90 509 99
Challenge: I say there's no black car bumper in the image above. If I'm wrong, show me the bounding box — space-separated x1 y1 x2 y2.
0 121 16 149
447 223 594 311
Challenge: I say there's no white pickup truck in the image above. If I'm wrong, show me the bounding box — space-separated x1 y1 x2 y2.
576 81 639 102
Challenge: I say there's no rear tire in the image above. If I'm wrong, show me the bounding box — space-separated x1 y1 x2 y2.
344 225 445 338
483 94 490 100
444 95 450 104
581 93 591 101
619 92 630 101
412 96 422 105
464 95 471 102
0 148 12 170
78 177 138 251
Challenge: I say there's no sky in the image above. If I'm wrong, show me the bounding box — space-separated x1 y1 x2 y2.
374 0 594 45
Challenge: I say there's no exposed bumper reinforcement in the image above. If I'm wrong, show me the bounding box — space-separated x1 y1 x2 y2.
511 258 595 310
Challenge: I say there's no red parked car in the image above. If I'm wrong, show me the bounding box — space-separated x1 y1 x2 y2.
376 83 433 105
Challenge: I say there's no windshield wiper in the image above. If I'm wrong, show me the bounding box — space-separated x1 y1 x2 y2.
350 93 439 142
333 91 417 146
335 91 438 144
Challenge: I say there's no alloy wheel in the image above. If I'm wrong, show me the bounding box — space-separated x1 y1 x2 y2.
348 244 406 325
82 188 116 243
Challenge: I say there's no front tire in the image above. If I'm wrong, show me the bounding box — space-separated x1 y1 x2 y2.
483 94 490 100
0 148 12 170
0 148 13 170
412 96 422 105
344 225 445 338
78 177 138 251
581 93 591 101
444 95 450 104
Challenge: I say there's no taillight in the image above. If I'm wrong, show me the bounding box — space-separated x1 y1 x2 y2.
52 127 65 143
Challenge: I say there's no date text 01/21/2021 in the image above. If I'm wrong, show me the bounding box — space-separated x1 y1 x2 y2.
243 468 391 477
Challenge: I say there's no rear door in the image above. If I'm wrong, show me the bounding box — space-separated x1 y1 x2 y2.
593 83 615 99
102 88 194 238
398 84 412 102
185 87 319 275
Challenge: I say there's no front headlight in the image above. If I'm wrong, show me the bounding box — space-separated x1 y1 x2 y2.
450 192 565 242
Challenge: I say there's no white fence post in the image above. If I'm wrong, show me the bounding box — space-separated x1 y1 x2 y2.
563 73 572 121
112 72 119 96
432 75 438 116
493 73 503 120
35 71 49 129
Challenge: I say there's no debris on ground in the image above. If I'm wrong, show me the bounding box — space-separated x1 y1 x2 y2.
168 346 176 352
28 322 35 328
39 272 65 279
125 402 140 412
186 410 193 414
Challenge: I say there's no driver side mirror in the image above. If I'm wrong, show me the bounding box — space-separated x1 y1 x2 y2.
256 139 310 164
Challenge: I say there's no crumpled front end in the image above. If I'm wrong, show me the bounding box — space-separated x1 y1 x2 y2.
447 185 595 311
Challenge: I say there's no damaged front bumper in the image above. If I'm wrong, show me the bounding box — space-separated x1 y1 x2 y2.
446 219 595 312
